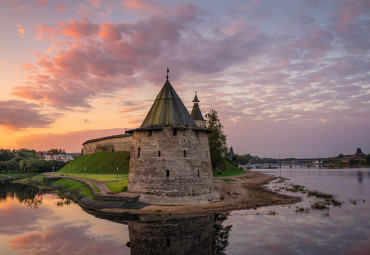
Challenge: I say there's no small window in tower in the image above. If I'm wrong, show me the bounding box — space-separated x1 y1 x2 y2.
184 150 187 157
148 130 152 136
173 129 177 136
137 147 141 158
167 238 170 247
166 170 169 177
198 169 200 177
158 151 161 157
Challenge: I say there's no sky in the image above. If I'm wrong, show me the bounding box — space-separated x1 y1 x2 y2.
0 0 369 158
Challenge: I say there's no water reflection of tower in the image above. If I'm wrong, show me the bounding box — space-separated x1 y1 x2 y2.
357 171 363 183
128 215 215 255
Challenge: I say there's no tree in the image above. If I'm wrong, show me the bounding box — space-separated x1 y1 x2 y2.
231 154 238 166
236 154 250 165
366 154 370 164
205 109 228 172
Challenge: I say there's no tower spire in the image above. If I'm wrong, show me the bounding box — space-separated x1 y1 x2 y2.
166 68 169 80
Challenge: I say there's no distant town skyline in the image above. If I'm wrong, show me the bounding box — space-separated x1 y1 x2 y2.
0 0 369 157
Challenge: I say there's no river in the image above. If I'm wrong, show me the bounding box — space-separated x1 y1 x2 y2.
0 167 369 255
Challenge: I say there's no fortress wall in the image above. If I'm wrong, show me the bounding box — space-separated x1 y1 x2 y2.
82 135 132 155
128 127 214 196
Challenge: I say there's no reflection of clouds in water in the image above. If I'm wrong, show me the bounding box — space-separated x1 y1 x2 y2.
1 194 130 255
0 201 51 235
8 223 128 255
226 205 370 254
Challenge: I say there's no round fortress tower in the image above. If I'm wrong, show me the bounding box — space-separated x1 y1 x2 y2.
127 73 214 197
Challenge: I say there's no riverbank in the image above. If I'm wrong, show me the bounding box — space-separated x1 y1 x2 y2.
99 171 301 215
14 171 301 215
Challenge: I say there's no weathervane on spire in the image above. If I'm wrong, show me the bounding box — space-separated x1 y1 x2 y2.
166 68 169 80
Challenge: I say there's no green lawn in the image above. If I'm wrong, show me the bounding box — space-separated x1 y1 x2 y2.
213 161 247 177
30 175 43 183
104 180 128 192
67 173 128 182
53 179 94 199
58 151 130 174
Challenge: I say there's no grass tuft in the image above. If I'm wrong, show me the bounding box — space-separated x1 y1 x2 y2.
105 180 128 192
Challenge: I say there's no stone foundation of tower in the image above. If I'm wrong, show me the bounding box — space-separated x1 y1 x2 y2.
128 127 214 197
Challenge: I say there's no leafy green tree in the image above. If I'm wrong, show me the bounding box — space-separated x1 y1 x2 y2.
0 149 14 161
236 154 250 165
205 109 228 172
48 148 66 154
366 154 370 164
19 160 25 171
231 154 238 166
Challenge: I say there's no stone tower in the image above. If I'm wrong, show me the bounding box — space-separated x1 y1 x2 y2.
190 92 206 128
127 74 214 198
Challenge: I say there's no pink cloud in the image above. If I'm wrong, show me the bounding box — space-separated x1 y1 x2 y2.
58 19 99 39
35 23 55 41
99 22 122 42
54 2 64 14
117 105 147 113
16 24 25 38
88 0 101 7
122 0 165 14
37 0 49 6
0 100 54 130
334 0 368 32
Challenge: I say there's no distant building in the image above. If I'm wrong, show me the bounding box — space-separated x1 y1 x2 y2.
81 134 132 155
341 148 366 163
354 148 365 159
226 145 235 161
37 151 74 162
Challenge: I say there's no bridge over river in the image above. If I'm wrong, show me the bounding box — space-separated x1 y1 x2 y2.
249 157 339 169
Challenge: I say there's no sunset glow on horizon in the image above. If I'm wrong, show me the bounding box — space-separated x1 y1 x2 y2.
0 0 369 157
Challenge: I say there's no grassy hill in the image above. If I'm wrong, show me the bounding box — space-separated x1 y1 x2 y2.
58 151 130 174
212 161 246 177
59 151 245 177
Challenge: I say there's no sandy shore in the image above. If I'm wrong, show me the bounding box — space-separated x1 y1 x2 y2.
99 171 301 215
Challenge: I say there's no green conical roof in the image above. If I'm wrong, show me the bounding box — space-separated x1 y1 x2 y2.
140 79 197 127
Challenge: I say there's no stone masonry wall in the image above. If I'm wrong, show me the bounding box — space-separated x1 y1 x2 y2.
82 136 132 155
128 127 214 196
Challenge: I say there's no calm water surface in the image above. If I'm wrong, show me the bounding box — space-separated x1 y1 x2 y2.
0 168 369 255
